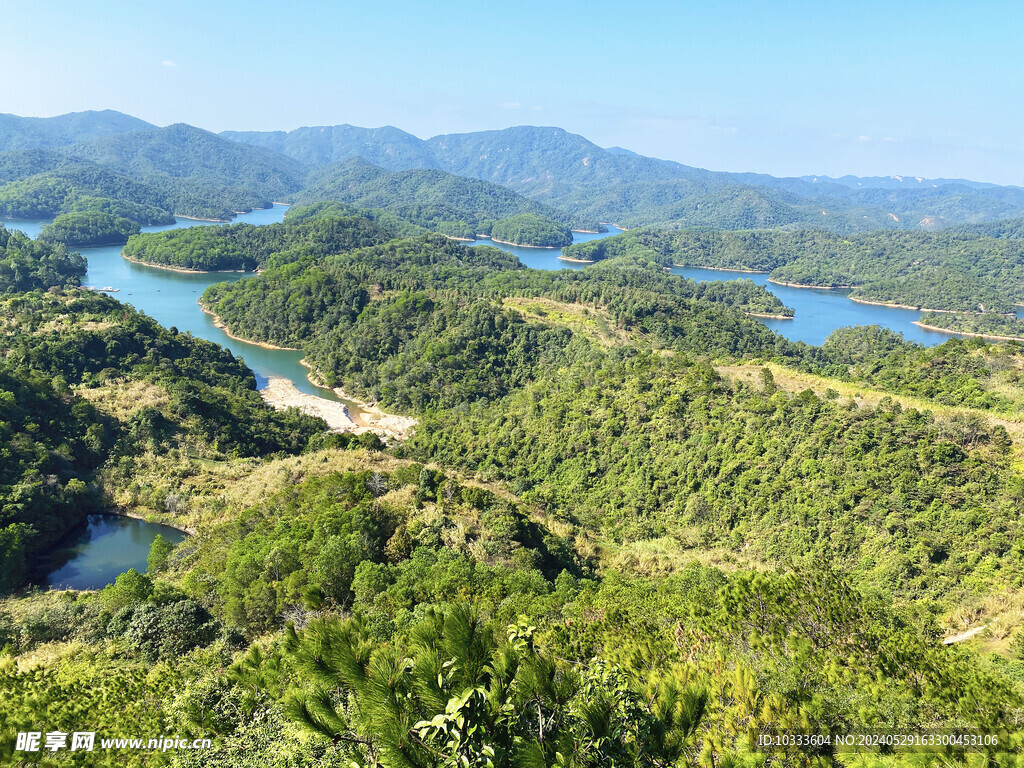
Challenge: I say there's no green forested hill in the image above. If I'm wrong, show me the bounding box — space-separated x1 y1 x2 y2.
0 123 309 223
0 288 326 591
563 226 1024 312
293 157 600 238
0 225 85 291
39 210 139 246
200 233 793 357
0 160 176 221
0 229 326 592
68 124 308 219
221 123 435 168
490 212 572 247
226 122 1024 231
123 213 394 271
917 311 1024 341
0 110 154 153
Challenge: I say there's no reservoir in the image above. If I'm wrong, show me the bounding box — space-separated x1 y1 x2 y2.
5 207 998 592
35 515 187 591
474 228 967 347
3 207 359 406
671 266 961 347
2 209 976 388
1 208 991 588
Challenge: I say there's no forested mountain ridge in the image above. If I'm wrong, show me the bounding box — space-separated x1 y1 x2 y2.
293 156 600 235
225 122 1024 231
67 123 308 216
4 111 1024 236
0 155 177 221
0 109 154 153
221 123 435 168
0 122 309 224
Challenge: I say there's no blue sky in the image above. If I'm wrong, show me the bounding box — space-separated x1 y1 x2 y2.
2 0 1022 184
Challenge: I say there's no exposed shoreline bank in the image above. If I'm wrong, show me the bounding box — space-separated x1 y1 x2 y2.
491 237 565 249
767 278 851 290
912 321 1024 343
122 253 248 275
558 255 595 263
114 511 195 536
198 304 303 350
676 263 768 275
261 375 417 442
747 312 794 320
172 214 231 223
848 297 960 313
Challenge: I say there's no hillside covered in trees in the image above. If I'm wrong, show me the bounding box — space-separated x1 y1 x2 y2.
38 210 139 246
293 157 599 240
6 114 1024 766
123 213 394 271
0 224 85 291
563 226 1024 313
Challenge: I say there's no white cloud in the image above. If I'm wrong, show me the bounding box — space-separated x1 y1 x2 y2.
857 135 871 143
498 101 521 110
161 60 178 68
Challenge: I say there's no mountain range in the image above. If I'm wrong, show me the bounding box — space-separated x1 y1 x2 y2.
3 110 1024 235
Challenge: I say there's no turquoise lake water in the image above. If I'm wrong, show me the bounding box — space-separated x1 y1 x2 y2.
36 515 187 591
2 210 972 373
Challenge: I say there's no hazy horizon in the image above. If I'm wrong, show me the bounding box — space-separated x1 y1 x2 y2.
2 0 1022 185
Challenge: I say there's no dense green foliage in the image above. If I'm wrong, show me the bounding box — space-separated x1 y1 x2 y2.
415 350 1021 600
490 212 573 247
295 158 599 237
200 235 793 389
8 460 1021 765
917 312 1024 341
0 367 110 591
68 194 175 226
195 227 1024 607
39 210 139 246
816 326 1024 411
563 227 1024 312
123 214 393 271
0 225 85 292
0 122 306 223
0 289 327 591
68 124 308 219
9 114 1024 765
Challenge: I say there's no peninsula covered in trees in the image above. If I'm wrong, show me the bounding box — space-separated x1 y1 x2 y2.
39 210 139 246
489 212 573 247
562 225 1024 312
917 310 1024 341
122 214 392 271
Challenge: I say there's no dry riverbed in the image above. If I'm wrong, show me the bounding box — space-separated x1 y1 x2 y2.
260 377 416 442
